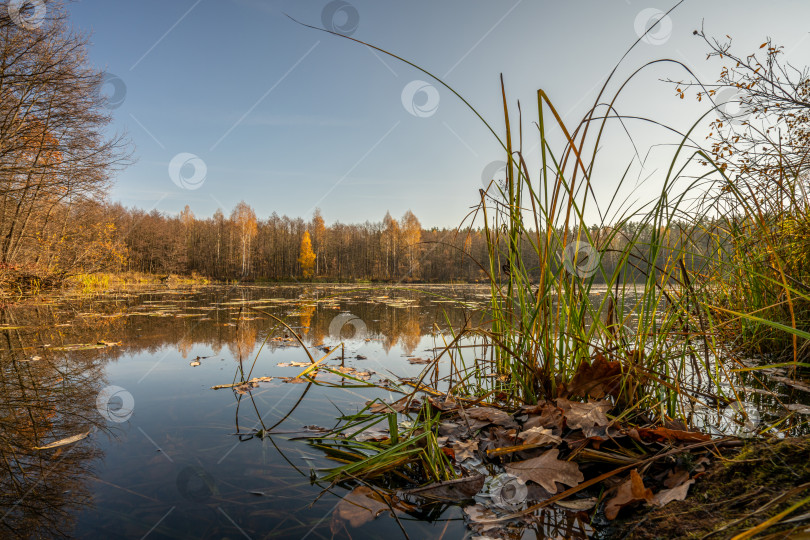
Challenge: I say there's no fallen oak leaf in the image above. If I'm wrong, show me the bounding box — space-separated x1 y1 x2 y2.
636 426 710 443
663 468 690 489
605 469 653 520
451 439 479 461
652 478 694 507
517 427 562 447
505 448 584 493
466 406 518 429
556 398 612 429
521 402 563 431
564 353 622 399
428 395 458 411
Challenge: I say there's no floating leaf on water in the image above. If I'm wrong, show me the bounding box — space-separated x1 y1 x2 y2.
366 397 416 414
407 357 432 365
504 448 584 493
234 382 258 395
276 361 310 367
52 343 107 351
784 403 810 414
32 430 91 450
464 504 498 529
771 375 810 393
330 486 412 532
302 425 330 433
604 469 653 520
189 360 201 367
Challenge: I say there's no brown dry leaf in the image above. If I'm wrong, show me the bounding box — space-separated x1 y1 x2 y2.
407 357 432 365
522 402 564 431
605 469 653 520
556 497 597 511
652 478 694 507
785 403 810 414
771 375 810 393
33 430 91 450
234 382 258 395
517 427 562 447
428 395 458 411
556 398 612 429
367 400 399 414
404 474 484 501
566 353 622 399
451 439 479 461
466 407 518 429
663 468 690 489
692 456 711 473
330 486 409 532
636 426 710 443
463 503 499 525
505 448 584 493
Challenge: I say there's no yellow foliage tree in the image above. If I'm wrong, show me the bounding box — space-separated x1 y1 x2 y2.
298 231 316 279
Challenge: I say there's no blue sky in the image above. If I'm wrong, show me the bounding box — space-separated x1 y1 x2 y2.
70 0 810 227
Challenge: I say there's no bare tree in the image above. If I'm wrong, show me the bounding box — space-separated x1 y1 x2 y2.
0 1 130 275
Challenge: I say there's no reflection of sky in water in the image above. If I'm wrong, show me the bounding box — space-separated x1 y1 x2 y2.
2 284 806 538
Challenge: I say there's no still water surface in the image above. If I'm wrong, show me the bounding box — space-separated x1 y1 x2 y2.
1 284 806 538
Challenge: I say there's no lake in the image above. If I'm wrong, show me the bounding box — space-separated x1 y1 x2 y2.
1 284 807 539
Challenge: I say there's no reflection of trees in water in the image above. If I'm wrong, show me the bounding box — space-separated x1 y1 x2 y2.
0 307 107 538
228 324 258 361
0 286 475 536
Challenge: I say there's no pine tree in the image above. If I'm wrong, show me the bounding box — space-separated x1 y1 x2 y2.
298 231 316 279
